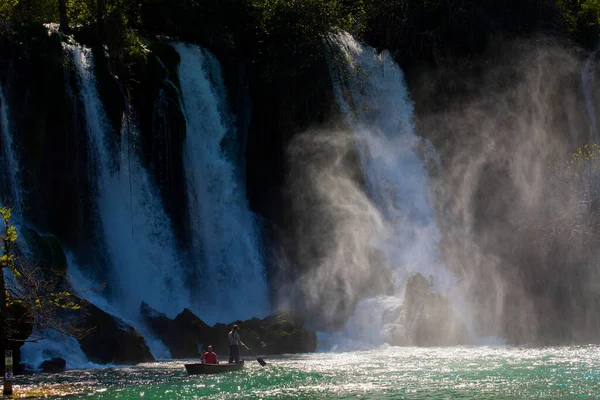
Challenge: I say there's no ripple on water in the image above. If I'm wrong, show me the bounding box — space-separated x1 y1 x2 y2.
10 346 600 399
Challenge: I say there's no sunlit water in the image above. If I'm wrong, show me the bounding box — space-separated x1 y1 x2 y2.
12 346 600 399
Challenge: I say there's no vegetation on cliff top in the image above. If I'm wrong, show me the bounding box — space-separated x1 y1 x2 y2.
1 0 600 73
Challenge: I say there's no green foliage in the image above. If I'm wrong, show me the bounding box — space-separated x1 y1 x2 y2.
46 292 81 310
0 0 19 25
556 0 600 45
63 0 93 27
103 9 148 75
0 0 57 26
250 0 352 37
566 144 600 215
246 0 361 82
0 207 82 344
2 0 599 85
1 207 19 279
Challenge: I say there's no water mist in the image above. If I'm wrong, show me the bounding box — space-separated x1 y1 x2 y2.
582 50 600 142
419 38 599 344
284 33 462 348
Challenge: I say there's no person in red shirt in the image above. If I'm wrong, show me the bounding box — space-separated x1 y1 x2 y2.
202 345 218 364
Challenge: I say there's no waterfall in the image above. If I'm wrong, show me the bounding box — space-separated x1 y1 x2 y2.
65 44 190 355
331 33 451 287
323 33 459 347
173 43 269 324
582 50 599 142
0 83 22 212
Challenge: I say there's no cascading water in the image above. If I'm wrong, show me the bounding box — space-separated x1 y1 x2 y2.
0 83 75 369
331 33 451 285
172 43 269 323
0 83 22 212
63 44 190 356
582 50 599 142
20 328 100 371
319 33 461 348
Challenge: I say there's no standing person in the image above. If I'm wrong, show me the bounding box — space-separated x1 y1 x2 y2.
228 325 245 363
202 345 218 364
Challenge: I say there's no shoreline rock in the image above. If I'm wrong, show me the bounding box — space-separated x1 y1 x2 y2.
77 301 155 365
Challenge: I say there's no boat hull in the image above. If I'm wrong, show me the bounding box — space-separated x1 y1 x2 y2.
185 361 245 375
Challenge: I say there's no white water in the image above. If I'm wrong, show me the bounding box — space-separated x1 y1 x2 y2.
582 50 599 142
173 43 269 324
107 105 190 319
67 256 172 360
21 248 175 370
19 328 102 371
332 33 450 286
64 44 190 357
316 296 404 351
327 33 460 347
0 83 22 212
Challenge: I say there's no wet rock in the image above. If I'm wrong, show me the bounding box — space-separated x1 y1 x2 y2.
39 357 66 372
78 302 154 364
141 303 217 358
141 302 317 358
403 274 467 346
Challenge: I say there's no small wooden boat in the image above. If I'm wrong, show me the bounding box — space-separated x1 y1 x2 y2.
184 360 245 375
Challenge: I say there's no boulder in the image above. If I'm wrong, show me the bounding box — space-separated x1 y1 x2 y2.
141 303 217 358
403 274 466 346
39 357 66 372
140 302 172 338
78 302 154 364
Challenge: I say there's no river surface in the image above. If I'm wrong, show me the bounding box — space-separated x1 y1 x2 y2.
13 346 600 399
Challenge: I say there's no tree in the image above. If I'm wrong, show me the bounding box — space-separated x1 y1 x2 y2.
1 208 85 396
58 0 69 32
0 207 17 395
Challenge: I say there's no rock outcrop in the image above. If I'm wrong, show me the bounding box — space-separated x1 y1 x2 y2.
141 303 217 359
77 302 154 364
39 357 66 372
403 274 466 346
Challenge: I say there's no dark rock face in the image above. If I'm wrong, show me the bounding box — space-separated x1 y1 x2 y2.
0 25 110 283
141 303 217 359
21 229 68 280
39 357 66 372
78 302 154 365
141 302 317 358
129 42 190 247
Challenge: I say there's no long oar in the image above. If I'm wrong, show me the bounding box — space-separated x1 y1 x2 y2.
244 345 267 366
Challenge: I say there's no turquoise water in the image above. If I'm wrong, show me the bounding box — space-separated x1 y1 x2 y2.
13 346 600 399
